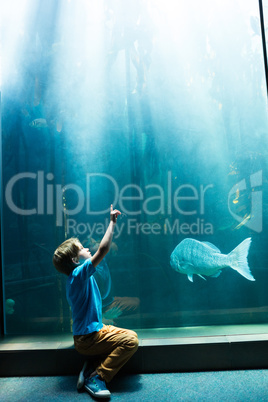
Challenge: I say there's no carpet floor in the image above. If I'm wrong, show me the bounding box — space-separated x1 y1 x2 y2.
0 370 267 401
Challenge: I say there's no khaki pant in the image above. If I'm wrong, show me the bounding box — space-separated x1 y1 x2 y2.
74 325 139 383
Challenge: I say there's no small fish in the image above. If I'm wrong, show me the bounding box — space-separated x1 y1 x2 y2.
217 221 234 231
170 238 255 282
233 214 251 230
233 188 239 204
164 223 167 234
5 299 15 315
228 170 240 176
228 163 239 176
29 118 48 128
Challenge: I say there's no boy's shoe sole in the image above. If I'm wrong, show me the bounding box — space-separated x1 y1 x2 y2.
77 361 89 391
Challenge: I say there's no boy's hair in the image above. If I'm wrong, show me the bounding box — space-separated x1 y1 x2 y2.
53 238 81 276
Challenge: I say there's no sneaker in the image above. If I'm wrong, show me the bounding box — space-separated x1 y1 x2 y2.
84 374 111 399
77 361 91 391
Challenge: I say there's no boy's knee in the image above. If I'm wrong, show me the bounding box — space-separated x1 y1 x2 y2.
129 335 139 352
129 330 138 340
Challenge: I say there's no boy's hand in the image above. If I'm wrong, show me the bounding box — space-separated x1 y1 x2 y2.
110 204 121 223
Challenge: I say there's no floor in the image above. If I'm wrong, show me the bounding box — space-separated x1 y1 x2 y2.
0 370 268 401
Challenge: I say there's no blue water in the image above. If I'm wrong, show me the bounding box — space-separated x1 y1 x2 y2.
1 0 268 334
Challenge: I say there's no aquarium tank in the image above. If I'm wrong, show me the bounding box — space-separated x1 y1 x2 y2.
0 0 268 336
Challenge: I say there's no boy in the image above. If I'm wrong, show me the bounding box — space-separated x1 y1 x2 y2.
53 205 139 399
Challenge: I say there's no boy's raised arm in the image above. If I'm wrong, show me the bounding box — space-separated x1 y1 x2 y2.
91 205 121 268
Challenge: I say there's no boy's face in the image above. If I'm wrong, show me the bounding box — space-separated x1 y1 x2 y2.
77 243 92 263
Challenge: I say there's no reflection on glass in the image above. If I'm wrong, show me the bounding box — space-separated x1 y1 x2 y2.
1 0 268 335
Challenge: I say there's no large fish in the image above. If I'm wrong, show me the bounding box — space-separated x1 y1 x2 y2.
170 238 255 282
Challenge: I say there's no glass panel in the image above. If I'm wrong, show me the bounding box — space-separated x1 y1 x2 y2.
262 1 268 64
1 0 267 335
0 90 4 335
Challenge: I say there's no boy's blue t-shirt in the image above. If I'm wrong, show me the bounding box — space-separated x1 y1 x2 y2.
93 258 114 308
66 259 103 335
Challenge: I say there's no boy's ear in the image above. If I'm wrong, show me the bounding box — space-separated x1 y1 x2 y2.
72 257 79 265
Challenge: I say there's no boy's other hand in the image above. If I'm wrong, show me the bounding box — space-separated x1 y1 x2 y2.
110 204 121 223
